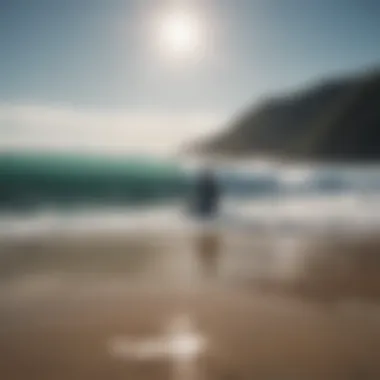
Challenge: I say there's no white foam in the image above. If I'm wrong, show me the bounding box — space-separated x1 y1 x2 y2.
1 165 380 239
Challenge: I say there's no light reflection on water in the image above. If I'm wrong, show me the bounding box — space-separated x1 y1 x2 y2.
109 313 206 380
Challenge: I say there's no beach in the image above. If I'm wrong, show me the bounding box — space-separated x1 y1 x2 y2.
1 227 380 380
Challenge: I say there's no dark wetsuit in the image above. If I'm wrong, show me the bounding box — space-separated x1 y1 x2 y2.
193 170 220 219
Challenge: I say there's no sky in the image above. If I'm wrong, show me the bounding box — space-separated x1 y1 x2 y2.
1 0 380 155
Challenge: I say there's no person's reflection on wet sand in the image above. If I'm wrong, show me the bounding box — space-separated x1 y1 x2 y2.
196 229 221 278
191 167 221 279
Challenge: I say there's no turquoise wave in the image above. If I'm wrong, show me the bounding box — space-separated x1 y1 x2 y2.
0 152 188 210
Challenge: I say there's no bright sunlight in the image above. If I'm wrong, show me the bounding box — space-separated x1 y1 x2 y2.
157 8 203 60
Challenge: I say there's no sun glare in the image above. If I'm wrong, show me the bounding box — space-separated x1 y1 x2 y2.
157 9 203 59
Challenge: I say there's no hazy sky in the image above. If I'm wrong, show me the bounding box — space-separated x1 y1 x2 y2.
1 0 380 154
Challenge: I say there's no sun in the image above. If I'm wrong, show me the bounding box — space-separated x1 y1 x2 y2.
157 9 203 59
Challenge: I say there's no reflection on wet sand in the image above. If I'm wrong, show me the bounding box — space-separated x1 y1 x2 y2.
0 230 380 379
195 230 221 279
109 313 206 380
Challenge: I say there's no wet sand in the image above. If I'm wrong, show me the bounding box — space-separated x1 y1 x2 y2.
1 230 380 379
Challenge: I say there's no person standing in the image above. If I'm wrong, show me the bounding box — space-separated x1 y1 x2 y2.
192 167 221 278
193 167 220 220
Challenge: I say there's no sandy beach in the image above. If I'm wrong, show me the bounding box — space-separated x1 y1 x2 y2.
1 229 380 380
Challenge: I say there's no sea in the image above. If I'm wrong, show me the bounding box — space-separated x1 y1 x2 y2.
1 159 380 240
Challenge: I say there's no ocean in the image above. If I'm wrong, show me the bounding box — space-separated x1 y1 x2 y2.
1 160 380 240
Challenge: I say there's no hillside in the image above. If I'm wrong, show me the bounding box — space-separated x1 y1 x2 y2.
192 68 380 162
